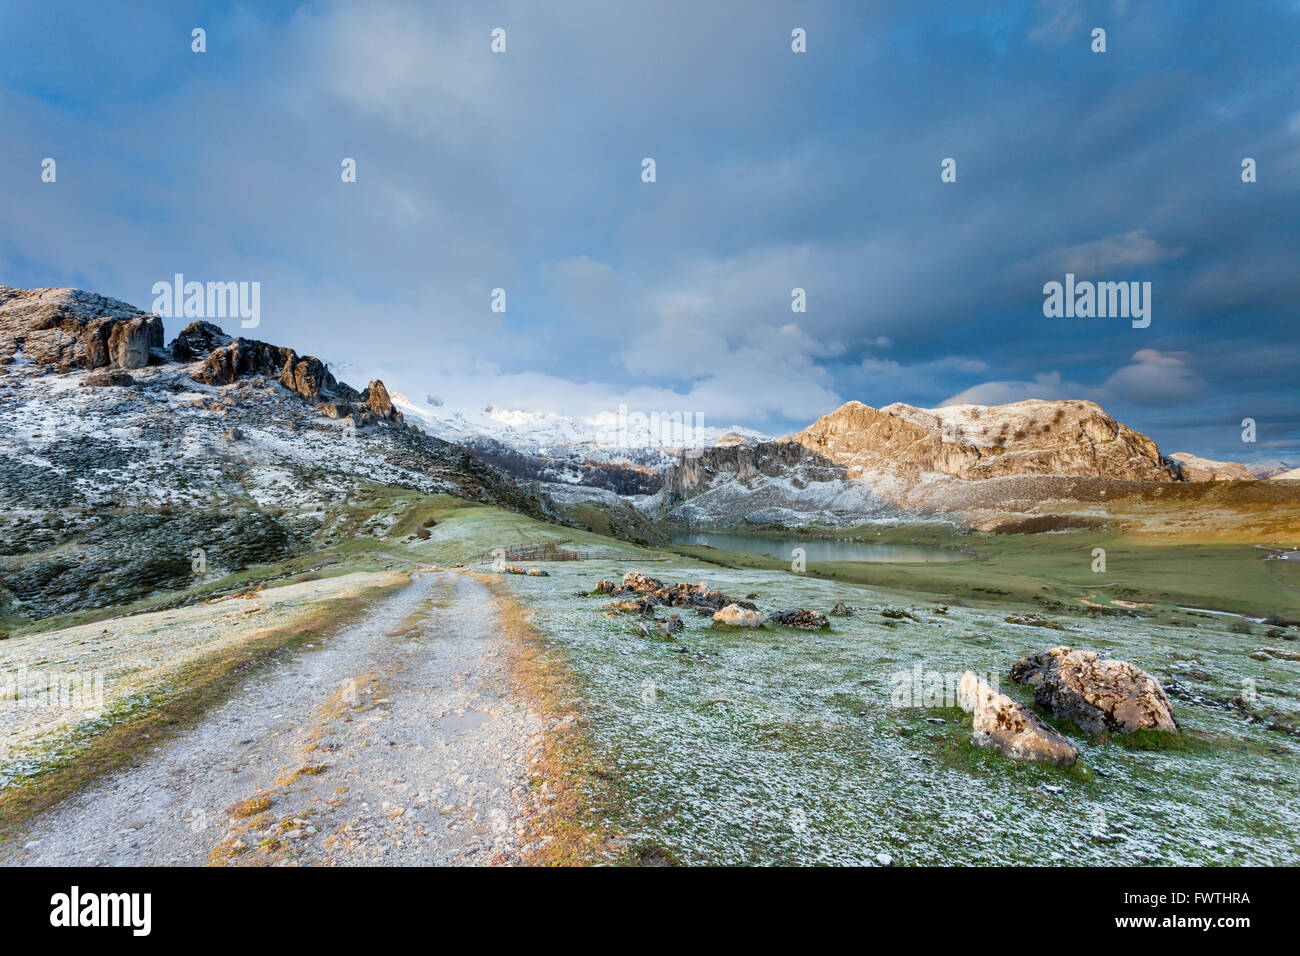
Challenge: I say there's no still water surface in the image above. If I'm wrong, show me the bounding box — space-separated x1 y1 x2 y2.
671 531 968 563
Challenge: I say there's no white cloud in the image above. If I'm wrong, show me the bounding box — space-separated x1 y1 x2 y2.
941 349 1202 410
1103 349 1204 405
941 371 1101 407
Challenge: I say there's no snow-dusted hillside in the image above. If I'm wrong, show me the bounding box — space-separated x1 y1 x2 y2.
0 358 556 622
392 391 768 494
0 286 574 624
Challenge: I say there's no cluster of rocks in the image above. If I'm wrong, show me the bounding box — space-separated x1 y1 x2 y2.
171 320 404 430
190 333 335 399
955 646 1179 766
500 565 550 577
315 379 404 428
595 571 757 613
0 286 406 430
592 571 832 632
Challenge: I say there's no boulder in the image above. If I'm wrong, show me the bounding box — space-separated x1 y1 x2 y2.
82 370 135 388
958 671 1078 765
1009 647 1177 734
830 603 853 616
769 608 830 630
712 604 768 628
315 402 356 419
621 571 664 592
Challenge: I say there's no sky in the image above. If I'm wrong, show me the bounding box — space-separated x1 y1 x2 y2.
1 0 1298 463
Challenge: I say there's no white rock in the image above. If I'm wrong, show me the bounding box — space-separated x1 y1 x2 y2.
712 604 768 628
958 671 1078 765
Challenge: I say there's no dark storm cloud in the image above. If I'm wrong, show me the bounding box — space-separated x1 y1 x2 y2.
0 0 1295 460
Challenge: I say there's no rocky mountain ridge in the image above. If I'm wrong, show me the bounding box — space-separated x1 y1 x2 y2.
392 393 768 496
0 286 564 625
655 398 1217 528
791 399 1179 483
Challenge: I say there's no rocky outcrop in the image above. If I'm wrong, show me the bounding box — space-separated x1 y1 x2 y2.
958 672 1078 765
362 380 398 420
192 337 356 404
0 286 163 370
603 571 758 612
712 604 768 627
1169 452 1254 482
769 608 830 629
664 438 844 501
1009 647 1177 734
169 320 232 362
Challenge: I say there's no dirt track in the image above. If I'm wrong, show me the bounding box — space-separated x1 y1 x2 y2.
1 572 542 866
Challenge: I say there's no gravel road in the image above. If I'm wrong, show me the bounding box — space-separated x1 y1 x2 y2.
1 571 543 866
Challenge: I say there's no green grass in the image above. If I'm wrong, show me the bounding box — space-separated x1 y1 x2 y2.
8 487 1298 865
666 525 1300 619
458 504 1300 865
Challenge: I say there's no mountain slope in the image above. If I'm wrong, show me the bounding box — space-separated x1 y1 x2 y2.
392 392 767 495
0 288 558 625
656 398 1182 528
791 399 1177 482
1168 452 1254 481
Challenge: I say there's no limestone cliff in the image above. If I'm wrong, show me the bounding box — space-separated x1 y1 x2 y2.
661 398 1180 524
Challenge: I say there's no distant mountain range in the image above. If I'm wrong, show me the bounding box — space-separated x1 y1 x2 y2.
1 284 1294 581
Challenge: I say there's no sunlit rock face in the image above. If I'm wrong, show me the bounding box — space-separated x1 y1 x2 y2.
958 671 1078 765
786 399 1177 483
659 398 1180 527
0 286 164 371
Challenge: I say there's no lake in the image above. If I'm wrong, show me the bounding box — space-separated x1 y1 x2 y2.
671 531 969 564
